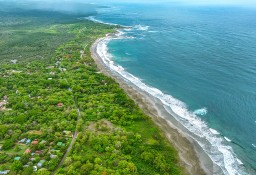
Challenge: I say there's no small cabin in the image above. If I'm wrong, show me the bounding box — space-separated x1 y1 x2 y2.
24 149 31 154
57 103 64 107
26 139 31 144
14 157 21 161
0 170 10 175
50 154 57 159
19 138 27 143
33 166 37 172
37 160 46 167
35 150 44 155
32 140 39 145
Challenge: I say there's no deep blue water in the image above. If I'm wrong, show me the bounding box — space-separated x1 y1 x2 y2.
92 3 256 174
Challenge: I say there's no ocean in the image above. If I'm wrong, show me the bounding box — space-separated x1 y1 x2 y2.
89 3 256 174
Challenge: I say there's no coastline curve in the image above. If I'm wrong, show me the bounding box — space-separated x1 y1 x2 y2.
90 32 249 175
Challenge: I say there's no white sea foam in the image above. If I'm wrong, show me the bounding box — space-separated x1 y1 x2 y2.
252 144 256 148
237 158 244 165
193 108 207 116
123 28 132 31
210 128 220 135
85 14 151 35
96 37 248 175
85 16 118 26
109 30 135 40
134 25 149 31
224 137 232 142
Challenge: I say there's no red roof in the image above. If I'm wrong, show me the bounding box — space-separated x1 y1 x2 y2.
25 149 31 154
32 140 39 145
57 103 64 107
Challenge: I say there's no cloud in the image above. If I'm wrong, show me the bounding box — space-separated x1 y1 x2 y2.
0 0 98 15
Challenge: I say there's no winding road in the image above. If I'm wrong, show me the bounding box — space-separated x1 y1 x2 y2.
52 47 85 175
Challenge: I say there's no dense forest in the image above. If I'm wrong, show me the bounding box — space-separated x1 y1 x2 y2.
0 4 183 175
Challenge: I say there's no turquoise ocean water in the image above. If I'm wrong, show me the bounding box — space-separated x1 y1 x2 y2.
91 3 256 174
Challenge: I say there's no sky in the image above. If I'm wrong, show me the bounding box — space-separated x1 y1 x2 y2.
1 0 256 4
170 0 256 5
105 0 256 6
1 0 256 7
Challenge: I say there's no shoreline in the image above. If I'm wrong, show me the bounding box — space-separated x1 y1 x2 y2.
90 36 207 175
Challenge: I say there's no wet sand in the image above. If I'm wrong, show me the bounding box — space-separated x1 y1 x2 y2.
91 36 207 175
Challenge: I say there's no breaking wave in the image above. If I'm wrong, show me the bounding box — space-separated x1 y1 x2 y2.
85 16 150 33
193 108 208 116
224 137 232 142
133 25 149 31
85 16 119 26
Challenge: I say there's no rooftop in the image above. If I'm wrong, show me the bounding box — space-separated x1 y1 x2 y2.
24 149 31 154
57 142 65 147
32 140 39 145
14 157 21 161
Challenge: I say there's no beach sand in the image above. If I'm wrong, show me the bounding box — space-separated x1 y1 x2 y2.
91 37 207 175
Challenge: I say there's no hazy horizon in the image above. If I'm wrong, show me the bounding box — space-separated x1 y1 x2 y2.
1 0 256 6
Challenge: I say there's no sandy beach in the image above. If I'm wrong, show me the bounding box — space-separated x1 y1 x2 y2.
90 36 208 175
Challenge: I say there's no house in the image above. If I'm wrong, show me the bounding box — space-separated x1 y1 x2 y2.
57 142 65 147
63 130 71 135
14 157 21 161
57 103 64 107
30 158 36 161
10 59 17 64
24 149 31 154
63 130 72 137
40 140 46 144
50 154 57 159
31 153 35 156
37 160 46 168
26 139 31 144
102 80 107 85
0 170 10 174
46 66 54 69
35 150 44 155
0 102 5 108
3 95 7 100
0 106 7 111
33 166 37 172
19 138 27 143
32 140 39 145
50 149 60 153
59 68 66 72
